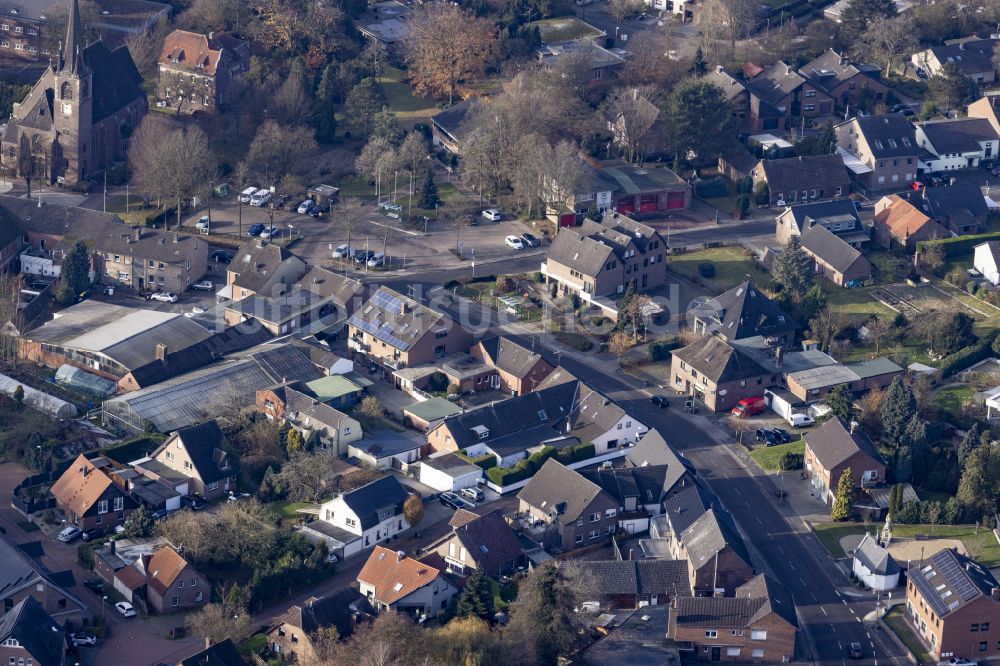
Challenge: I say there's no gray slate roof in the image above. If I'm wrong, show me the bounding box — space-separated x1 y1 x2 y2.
180 638 244 666
571 559 690 598
671 335 770 383
745 61 807 107
851 114 919 159
673 573 797 629
285 387 354 432
910 548 1000 618
663 481 716 536
804 416 885 472
782 199 862 235
801 49 881 94
923 38 999 77
580 465 670 507
919 117 999 155
230 240 303 294
518 458 608 523
854 533 899 576
347 286 455 352
692 280 797 342
758 154 850 198
476 335 549 380
800 223 869 275
546 226 615 278
702 67 747 103
279 587 362 637
0 597 66 666
449 509 524 574
919 182 990 220
340 475 410 530
680 507 752 571
163 419 232 484
625 429 693 493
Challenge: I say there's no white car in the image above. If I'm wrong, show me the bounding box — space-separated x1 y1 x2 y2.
297 199 316 214
191 280 214 291
115 601 136 617
195 216 209 230
367 252 385 268
333 244 352 259
238 186 258 204
482 208 501 222
260 226 279 240
57 526 81 542
150 292 178 303
789 413 815 428
249 189 272 207
505 235 524 250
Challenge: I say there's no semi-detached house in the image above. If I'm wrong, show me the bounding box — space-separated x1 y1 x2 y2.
304 475 412 560
836 114 919 192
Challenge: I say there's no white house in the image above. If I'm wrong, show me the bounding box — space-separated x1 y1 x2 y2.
418 453 483 492
852 533 900 591
974 241 1000 286
302 475 412 560
358 546 458 618
915 117 1000 172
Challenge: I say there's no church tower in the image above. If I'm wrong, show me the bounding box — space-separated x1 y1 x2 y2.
52 0 93 183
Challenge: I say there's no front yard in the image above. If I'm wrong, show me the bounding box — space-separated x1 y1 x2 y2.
883 606 934 666
748 441 804 472
813 522 1000 566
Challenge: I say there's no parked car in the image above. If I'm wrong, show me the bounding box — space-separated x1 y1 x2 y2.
151 508 170 521
521 233 541 247
848 642 863 659
57 526 82 543
115 602 136 617
260 226 279 240
211 250 233 263
333 244 352 259
439 491 467 510
354 250 374 265
83 578 104 593
505 235 524 250
183 495 206 511
150 292 178 303
80 527 104 542
482 208 501 222
247 223 266 237
788 413 815 428
298 199 316 214
238 186 258 204
191 280 214 291
731 396 766 418
250 189 272 207
460 487 484 503
195 216 210 230
367 252 385 268
772 427 792 444
755 428 778 446
71 632 98 647
650 395 669 408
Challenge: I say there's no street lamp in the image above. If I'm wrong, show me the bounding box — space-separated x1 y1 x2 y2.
101 595 107 625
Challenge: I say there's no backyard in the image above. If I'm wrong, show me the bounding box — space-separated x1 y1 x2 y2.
748 441 804 472
378 66 439 125
813 522 1000 566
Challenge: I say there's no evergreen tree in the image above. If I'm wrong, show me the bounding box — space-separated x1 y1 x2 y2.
344 78 387 138
880 378 915 446
259 465 278 500
122 505 153 539
800 284 827 323
894 445 912 483
817 123 836 154
831 468 856 521
903 419 929 484
825 385 853 424
420 170 440 208
314 64 339 144
11 384 23 409
62 240 91 295
957 443 1000 520
888 484 903 518
371 109 403 146
693 47 706 75
771 234 813 300
455 568 494 620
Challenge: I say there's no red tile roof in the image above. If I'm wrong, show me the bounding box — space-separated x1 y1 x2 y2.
50 454 116 518
358 546 443 606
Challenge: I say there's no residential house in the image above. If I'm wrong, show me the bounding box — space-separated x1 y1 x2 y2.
222 239 307 302
744 61 834 131
517 458 621 552
799 223 872 287
430 98 477 155
0 597 69 666
256 379 365 448
667 574 798 662
703 66 750 130
120 546 210 614
0 5 45 63
579 464 671 533
357 0 412 48
905 548 1000 661
581 605 675 665
968 95 1000 135
306 475 412 560
548 164 689 225
670 335 776 412
873 195 950 252
267 588 367 664
571 559 691 608
607 90 670 159
690 280 797 346
916 117 999 172
51 454 137 530
292 266 365 321
775 199 869 247
347 287 472 373
542 211 667 305
156 29 249 114
852 533 899 592
470 335 555 396
347 434 423 471
904 183 992 236
804 417 886 505
659 479 717 556
222 288 336 337
625 428 691 475
536 39 623 83
179 638 244 666
140 420 236 500
975 241 1000 286
417 453 482 492
799 49 888 110
750 154 851 207
431 509 525 576
836 114 919 192
404 398 464 433
678 508 754 596
357 546 458 618
911 37 1000 85
0 534 87 626
0 0 147 187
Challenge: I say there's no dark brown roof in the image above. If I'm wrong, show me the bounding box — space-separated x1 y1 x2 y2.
518 458 609 523
800 224 869 275
800 49 881 94
674 574 796 629
692 279 797 342
671 335 770 383
758 154 850 198
745 61 806 106
571 559 690 598
804 416 884 472
475 335 551 380
278 587 361 637
449 509 523 574
848 115 918 159
230 241 304 294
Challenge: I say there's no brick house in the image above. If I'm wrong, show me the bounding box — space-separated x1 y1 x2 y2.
123 546 210 614
799 50 888 110
670 335 777 413
906 548 1000 662
836 114 919 192
0 597 69 666
572 559 691 609
0 535 87 627
667 574 798 662
347 287 472 374
0 7 45 62
430 509 525 576
690 280 797 346
255 383 363 456
91 226 209 294
798 224 872 287
873 195 950 252
142 420 236 500
51 454 137 530
804 417 886 505
751 154 852 207
469 335 554 396
517 459 621 552
744 61 834 131
267 588 366 663
357 546 457 618
775 200 868 247
157 30 249 114
678 508 754 596
223 239 307 302
703 67 750 130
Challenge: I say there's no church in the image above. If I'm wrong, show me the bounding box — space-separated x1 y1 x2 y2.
0 0 147 188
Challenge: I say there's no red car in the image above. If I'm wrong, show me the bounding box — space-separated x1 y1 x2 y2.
731 396 766 418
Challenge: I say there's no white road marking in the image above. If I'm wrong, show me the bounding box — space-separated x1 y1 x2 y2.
821 607 828 616
850 608 856 615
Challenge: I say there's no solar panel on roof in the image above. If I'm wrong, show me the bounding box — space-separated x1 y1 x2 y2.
349 316 411 351
372 289 404 313
937 554 981 602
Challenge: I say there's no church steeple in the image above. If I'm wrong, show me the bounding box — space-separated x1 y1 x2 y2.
59 0 82 75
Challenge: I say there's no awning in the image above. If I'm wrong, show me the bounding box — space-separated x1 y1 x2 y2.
837 147 873 175
216 284 234 300
985 195 999 210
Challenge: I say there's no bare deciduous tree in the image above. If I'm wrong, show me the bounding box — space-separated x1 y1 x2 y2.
856 15 918 76
273 449 344 502
245 120 317 185
607 0 642 26
605 86 661 164
698 0 756 60
188 603 250 644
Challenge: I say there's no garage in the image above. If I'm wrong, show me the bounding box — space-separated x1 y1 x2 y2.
616 202 636 215
666 191 686 209
639 194 658 213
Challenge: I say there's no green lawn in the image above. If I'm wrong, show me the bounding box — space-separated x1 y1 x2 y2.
934 383 974 416
271 501 311 522
668 246 776 294
378 66 439 121
749 441 804 471
490 577 517 612
883 606 934 666
813 523 1000 565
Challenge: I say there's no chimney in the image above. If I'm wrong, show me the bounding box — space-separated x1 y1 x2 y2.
396 550 405 563
208 31 214 41
205 636 213 650
992 587 999 599
774 346 783 369
839 54 848 66
134 228 141 241
256 238 264 249
785 63 791 76
305 596 319 608
850 420 859 433
155 343 167 361
173 233 179 244
716 64 724 73
110 540 116 555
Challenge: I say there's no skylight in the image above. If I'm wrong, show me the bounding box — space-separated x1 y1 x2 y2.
393 583 404 592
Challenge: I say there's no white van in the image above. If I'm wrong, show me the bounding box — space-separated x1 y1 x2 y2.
250 189 272 207
788 413 815 428
238 186 258 204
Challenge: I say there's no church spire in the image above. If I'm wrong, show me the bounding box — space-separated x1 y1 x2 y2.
60 0 82 75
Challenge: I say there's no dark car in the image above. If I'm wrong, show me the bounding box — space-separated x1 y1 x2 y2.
521 233 541 248
183 495 206 511
247 223 266 237
650 395 670 408
83 578 104 593
211 250 233 263
849 642 863 659
772 428 792 444
439 491 466 510
354 250 374 265
80 527 104 542
755 429 778 446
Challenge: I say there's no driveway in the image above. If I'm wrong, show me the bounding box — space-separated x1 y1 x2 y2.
0 463 204 665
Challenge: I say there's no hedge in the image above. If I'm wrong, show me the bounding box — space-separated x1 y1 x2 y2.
557 442 596 464
456 451 497 471
917 230 1000 260
486 446 557 486
937 331 999 379
694 177 728 198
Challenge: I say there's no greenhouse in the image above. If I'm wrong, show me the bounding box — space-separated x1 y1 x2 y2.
0 374 78 420
55 364 117 398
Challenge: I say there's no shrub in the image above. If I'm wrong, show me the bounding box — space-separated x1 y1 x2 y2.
918 230 1000 259
648 337 683 362
446 383 460 396
938 331 998 378
779 452 804 471
698 262 716 278
570 442 596 462
966 281 978 295
694 177 728 198
456 451 497 470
